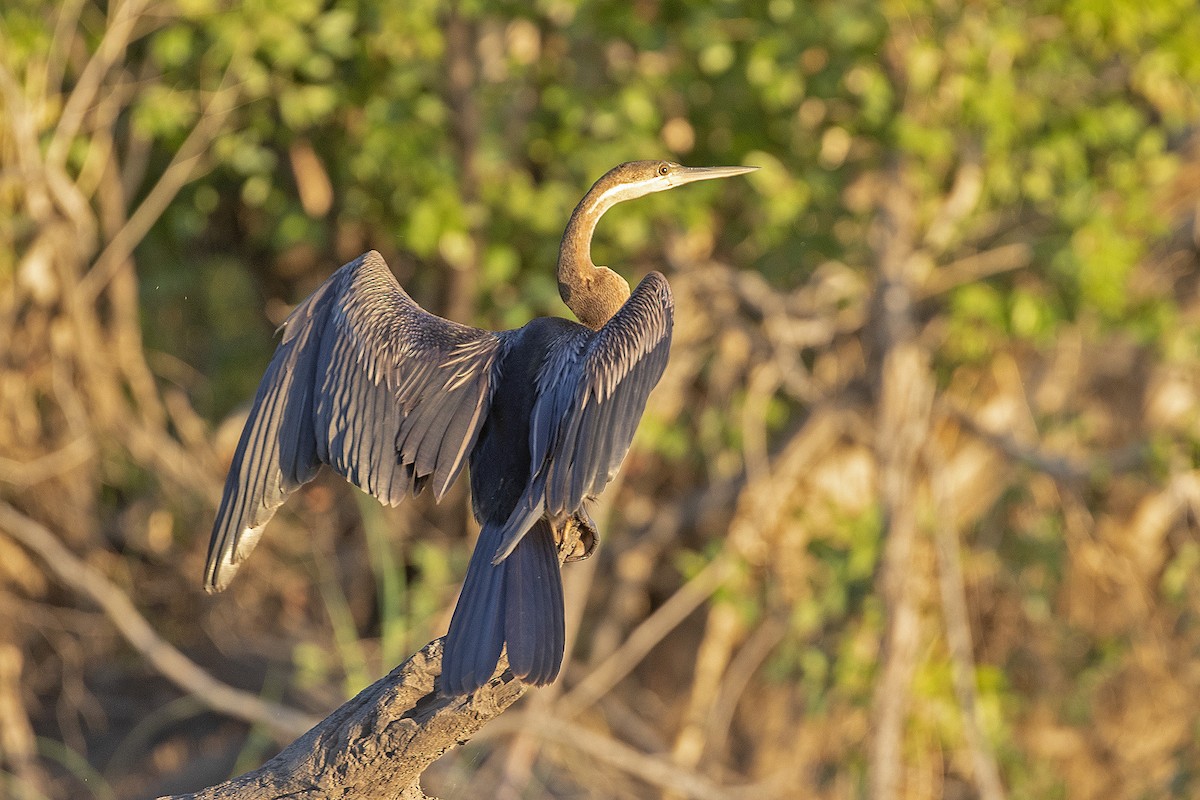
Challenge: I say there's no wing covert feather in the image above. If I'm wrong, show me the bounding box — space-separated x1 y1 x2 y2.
542 271 673 514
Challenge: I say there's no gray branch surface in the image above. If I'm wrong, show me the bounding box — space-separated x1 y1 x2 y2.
161 640 529 800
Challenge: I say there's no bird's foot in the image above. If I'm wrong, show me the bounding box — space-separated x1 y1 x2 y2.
557 509 599 563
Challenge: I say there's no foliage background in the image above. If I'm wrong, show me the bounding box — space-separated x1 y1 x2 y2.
2 0 1200 798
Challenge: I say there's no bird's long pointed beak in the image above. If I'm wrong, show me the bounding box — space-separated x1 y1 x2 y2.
672 164 759 186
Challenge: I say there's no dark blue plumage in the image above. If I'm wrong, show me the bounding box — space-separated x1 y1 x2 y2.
204 253 673 695
204 161 752 696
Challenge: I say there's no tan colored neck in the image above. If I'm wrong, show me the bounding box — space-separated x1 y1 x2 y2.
557 182 632 330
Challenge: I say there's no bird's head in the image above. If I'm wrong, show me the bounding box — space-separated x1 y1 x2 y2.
589 160 758 207
559 159 757 328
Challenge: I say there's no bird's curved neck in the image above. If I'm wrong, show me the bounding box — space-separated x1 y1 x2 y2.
557 181 632 330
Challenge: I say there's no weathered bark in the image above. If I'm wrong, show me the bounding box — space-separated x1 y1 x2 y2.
161 639 529 800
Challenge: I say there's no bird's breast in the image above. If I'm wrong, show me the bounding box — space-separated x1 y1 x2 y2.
467 317 587 523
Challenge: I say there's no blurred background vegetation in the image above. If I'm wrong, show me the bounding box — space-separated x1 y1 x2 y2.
1 0 1199 798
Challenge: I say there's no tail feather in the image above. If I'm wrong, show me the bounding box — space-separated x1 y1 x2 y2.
505 520 565 685
441 519 564 695
441 524 507 695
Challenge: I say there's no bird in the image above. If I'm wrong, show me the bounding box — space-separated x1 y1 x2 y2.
203 160 756 695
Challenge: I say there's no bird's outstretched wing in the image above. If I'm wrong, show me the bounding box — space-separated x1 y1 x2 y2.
491 271 674 562
205 251 502 592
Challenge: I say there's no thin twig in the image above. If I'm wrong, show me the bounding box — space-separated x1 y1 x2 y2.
0 501 318 740
556 553 736 720
0 439 93 488
491 489 616 799
0 62 54 220
77 56 245 303
702 613 787 761
944 403 1147 481
924 149 983 253
42 0 89 107
482 713 792 800
0 644 49 800
922 243 1033 297
44 0 152 169
668 601 743 794
926 444 1007 800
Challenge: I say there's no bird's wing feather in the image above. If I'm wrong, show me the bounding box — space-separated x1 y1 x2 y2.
205 251 502 591
491 271 674 563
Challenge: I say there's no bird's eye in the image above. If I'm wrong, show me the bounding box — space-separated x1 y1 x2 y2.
658 164 670 176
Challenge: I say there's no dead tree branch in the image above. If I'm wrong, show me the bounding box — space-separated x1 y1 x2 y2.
159 521 590 798
162 640 531 800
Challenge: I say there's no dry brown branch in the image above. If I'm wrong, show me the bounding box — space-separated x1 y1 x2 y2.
668 601 743 795
579 475 743 669
663 407 849 793
155 517 594 799
0 62 54 220
116 414 223 504
0 501 318 740
867 164 933 800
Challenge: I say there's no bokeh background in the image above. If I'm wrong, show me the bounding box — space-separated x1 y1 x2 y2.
2 1 1200 798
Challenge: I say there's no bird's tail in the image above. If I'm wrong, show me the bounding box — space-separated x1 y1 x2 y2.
440 518 565 695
